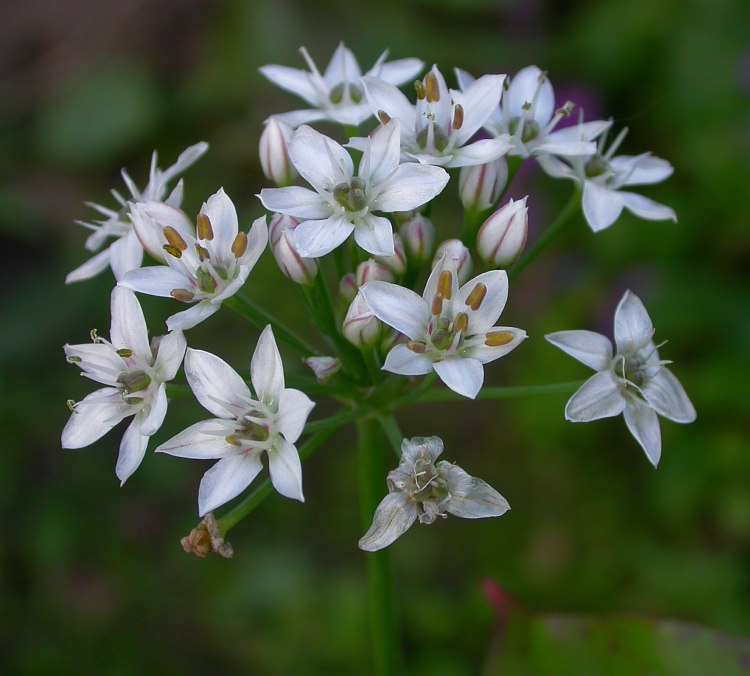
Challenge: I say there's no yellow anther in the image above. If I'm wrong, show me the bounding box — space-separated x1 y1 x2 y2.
406 340 427 354
163 244 183 259
425 72 440 102
195 243 210 262
116 348 133 358
431 293 444 316
465 283 487 311
414 80 426 100
197 213 214 241
170 288 195 303
452 104 464 130
437 270 453 300
453 311 469 333
377 110 391 125
484 330 514 347
66 355 81 363
90 329 100 343
225 434 242 447
163 226 188 251
231 231 248 258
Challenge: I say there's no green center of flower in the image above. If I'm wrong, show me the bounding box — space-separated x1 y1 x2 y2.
584 155 610 178
333 177 368 212
117 369 152 395
410 457 449 503
329 82 363 105
615 356 646 386
509 117 541 143
416 122 449 152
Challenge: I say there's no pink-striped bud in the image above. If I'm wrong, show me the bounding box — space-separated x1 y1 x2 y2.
259 117 297 187
433 239 472 284
374 233 407 276
400 214 435 265
304 356 341 383
356 259 394 287
458 157 508 213
476 197 528 268
269 213 318 285
342 291 381 346
338 273 358 304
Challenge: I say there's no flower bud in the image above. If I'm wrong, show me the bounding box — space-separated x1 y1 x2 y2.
458 157 508 213
342 291 381 347
338 273 358 304
476 197 528 268
304 356 341 383
374 233 407 276
433 239 472 284
381 328 404 355
356 259 394 287
400 214 435 265
259 117 297 187
269 213 318 285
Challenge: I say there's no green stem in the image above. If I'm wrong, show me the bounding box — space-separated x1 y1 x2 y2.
304 406 369 433
509 190 581 279
224 295 317 357
358 418 400 675
376 413 404 457
414 380 584 403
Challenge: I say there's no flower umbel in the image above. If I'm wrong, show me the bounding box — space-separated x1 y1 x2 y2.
545 290 696 466
359 436 510 551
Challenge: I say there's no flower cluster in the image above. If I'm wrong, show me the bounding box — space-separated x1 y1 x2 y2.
61 43 693 557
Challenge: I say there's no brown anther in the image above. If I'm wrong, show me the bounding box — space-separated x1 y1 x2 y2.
485 330 514 347
377 110 391 125
195 243 210 262
453 311 469 333
163 226 188 251
406 340 427 354
437 270 453 300
163 244 183 259
116 348 133 358
465 283 487 311
414 80 426 100
452 104 464 130
231 231 248 258
197 213 214 241
170 288 195 303
431 293 444 316
425 72 440 102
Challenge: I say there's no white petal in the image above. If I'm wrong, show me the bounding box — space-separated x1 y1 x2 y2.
109 231 144 281
454 67 476 90
259 64 320 106
61 388 131 448
293 215 354 258
65 342 124 386
382 343 434 376
277 388 315 444
423 256 458 304
268 437 304 502
621 192 677 222
463 327 527 364
433 357 484 399
564 371 626 422
643 369 696 423
201 188 238 254
358 493 418 551
130 202 194 263
456 270 508 334
153 329 187 381
361 76 417 129
323 42 361 86
614 290 654 355
65 248 112 284
451 74 505 143
506 65 554 125
198 453 264 516
251 325 284 405
274 108 329 128
611 154 673 186
139 383 168 436
444 137 513 168
289 125 353 194
361 282 429 339
118 266 188 298
160 142 209 184
325 104 376 126
166 301 221 331
545 330 613 371
537 155 577 180
353 215 395 257
185 348 252 419
110 286 151 356
370 163 449 212
440 462 510 518
401 436 444 464
360 119 401 185
157 418 239 458
258 187 332 219
237 215 269 268
373 57 424 86
623 398 662 466
116 418 149 484
582 180 625 232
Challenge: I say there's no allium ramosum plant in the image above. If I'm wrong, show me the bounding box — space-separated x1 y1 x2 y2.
62 43 695 673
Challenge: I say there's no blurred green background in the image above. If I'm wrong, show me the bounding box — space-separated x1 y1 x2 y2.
1 0 749 673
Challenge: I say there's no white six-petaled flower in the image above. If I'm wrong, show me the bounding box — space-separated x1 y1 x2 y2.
66 142 208 284
119 188 268 330
259 120 449 258
545 290 696 466
259 42 423 128
61 287 186 484
359 436 510 551
157 326 315 515
362 256 527 399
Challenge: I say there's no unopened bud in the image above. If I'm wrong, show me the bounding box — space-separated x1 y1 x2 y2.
356 259 394 287
338 273 358 304
269 213 299 246
259 117 297 187
433 239 472 284
269 215 318 285
374 233 407 276
304 356 341 383
458 158 508 213
476 196 528 268
342 291 381 347
400 214 435 265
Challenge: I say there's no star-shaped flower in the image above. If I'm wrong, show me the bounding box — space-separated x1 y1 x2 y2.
259 120 449 258
61 287 186 484
358 65 512 167
157 326 315 515
119 188 268 330
66 142 208 284
545 290 696 466
362 256 527 398
259 42 423 128
359 436 510 551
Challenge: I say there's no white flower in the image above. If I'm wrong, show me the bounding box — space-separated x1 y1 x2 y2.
61 287 186 484
359 436 510 551
362 256 527 399
259 120 448 258
259 42 423 127
455 66 610 160
157 326 315 515
545 290 696 466
538 126 677 232
119 189 268 330
66 143 208 284
358 65 512 167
